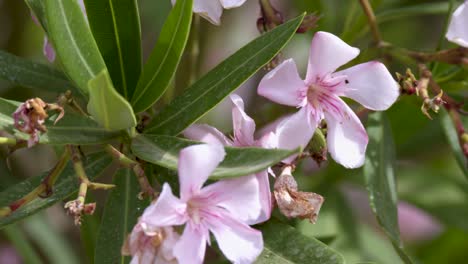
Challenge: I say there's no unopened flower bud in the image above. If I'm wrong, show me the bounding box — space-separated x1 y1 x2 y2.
305 128 327 166
274 166 324 223
396 69 418 95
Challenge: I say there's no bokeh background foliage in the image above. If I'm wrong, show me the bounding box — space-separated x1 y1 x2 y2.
0 0 466 263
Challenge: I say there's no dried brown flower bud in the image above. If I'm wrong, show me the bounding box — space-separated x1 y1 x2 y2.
273 166 324 223
12 98 64 147
64 199 95 225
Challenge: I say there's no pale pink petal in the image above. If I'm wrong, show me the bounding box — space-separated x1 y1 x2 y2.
324 98 368 168
305 31 360 83
255 171 272 223
183 124 232 146
199 175 262 224
43 37 56 62
398 201 443 242
258 59 307 107
157 227 180 263
178 144 226 201
206 211 263 264
334 61 399 111
140 184 187 228
220 0 247 9
230 94 256 146
446 1 468 47
257 131 278 149
275 106 318 163
173 224 209 264
194 0 223 25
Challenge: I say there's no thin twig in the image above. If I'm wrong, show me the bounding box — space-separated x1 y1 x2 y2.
0 149 71 217
359 0 383 45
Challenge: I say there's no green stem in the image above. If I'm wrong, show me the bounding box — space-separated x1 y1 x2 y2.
0 137 17 145
359 0 383 45
0 149 70 217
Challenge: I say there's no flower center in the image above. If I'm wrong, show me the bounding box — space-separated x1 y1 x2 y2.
187 200 202 224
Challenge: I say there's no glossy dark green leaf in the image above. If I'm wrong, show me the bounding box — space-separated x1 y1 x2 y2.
87 70 137 130
0 50 76 95
45 0 106 94
0 98 123 145
364 112 413 264
84 0 142 99
131 0 192 112
131 134 298 179
256 219 344 264
95 168 146 264
45 0 137 130
0 153 112 229
144 14 304 135
439 109 468 178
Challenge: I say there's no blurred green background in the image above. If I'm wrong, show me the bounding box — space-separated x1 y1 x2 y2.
0 0 467 263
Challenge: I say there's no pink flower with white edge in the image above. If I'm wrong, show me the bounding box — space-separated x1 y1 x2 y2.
140 144 263 264
172 0 247 25
258 31 399 168
122 224 179 264
446 1 468 47
183 94 276 223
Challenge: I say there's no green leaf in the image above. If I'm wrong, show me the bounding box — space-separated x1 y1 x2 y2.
131 134 298 179
256 219 344 264
45 0 106 94
23 213 79 264
364 112 413 264
84 0 142 99
131 0 192 112
95 168 146 264
87 70 137 130
25 0 48 29
0 98 123 145
0 50 76 95
0 153 112 229
439 109 468 178
3 224 43 264
144 14 304 135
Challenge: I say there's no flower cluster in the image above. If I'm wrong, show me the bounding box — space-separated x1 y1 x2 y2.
125 29 401 262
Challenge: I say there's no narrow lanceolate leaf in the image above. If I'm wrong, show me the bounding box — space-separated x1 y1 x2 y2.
45 0 106 94
95 169 145 264
131 135 298 179
84 0 142 99
440 109 468 178
364 112 413 264
144 14 304 135
87 70 137 131
0 50 76 95
25 0 48 29
131 0 192 112
0 153 112 229
256 219 344 264
0 98 123 145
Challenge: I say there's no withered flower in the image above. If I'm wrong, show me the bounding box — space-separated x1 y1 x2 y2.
274 166 324 223
12 98 64 147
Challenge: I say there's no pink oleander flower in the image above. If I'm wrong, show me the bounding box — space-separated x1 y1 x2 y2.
172 0 247 25
183 94 276 223
122 223 179 264
258 31 399 168
31 0 86 62
446 0 468 47
139 144 263 264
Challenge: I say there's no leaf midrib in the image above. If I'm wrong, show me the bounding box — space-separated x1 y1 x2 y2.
56 0 95 77
108 0 128 98
146 21 297 133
